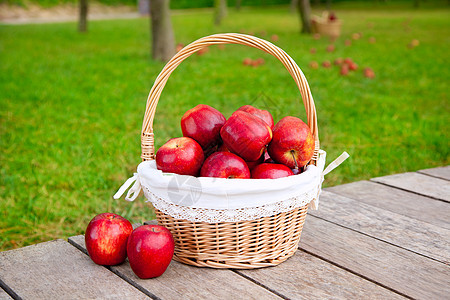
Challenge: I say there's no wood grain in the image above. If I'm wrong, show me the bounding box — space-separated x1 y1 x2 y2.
301 215 450 299
371 172 450 202
418 165 450 180
310 191 450 264
326 180 450 229
69 235 282 300
0 239 148 299
237 249 405 300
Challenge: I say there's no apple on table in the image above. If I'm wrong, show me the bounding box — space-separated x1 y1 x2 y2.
127 225 175 279
85 213 133 266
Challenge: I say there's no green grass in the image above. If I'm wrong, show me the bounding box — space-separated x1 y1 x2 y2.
1 4 449 251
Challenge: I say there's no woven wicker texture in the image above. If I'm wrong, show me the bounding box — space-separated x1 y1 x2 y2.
155 205 308 269
140 33 320 268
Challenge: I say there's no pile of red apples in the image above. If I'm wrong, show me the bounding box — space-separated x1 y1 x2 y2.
156 104 315 179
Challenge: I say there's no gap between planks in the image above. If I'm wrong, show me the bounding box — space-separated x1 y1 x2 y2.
370 171 450 203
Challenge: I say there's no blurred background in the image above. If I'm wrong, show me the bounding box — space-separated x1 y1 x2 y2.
1 0 449 251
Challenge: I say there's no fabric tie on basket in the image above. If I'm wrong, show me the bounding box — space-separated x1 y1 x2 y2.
113 150 349 223
311 151 350 210
113 173 141 202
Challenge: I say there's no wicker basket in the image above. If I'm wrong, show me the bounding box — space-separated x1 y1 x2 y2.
311 12 342 38
140 33 320 269
313 21 341 38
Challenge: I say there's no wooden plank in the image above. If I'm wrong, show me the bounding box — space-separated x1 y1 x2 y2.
237 249 406 299
418 165 450 180
310 191 450 264
0 239 148 300
300 215 450 299
326 180 450 230
371 172 450 202
0 288 12 300
69 235 282 300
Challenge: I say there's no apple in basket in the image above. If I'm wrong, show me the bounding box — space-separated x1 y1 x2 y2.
268 116 315 170
156 137 204 176
245 152 265 171
251 163 294 179
181 104 226 151
127 225 175 279
220 110 272 162
200 151 251 179
237 105 274 128
85 213 133 266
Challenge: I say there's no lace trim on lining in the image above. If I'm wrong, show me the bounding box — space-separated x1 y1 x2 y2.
142 184 320 223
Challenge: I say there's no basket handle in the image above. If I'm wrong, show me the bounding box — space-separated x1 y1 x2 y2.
141 33 319 164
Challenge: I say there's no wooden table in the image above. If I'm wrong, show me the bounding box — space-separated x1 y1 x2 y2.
1 166 449 299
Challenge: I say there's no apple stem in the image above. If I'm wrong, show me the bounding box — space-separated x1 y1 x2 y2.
291 150 299 170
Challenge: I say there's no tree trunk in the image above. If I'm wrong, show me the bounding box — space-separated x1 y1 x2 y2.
290 0 298 14
235 0 241 11
214 0 227 26
298 0 312 34
150 0 176 62
78 0 88 33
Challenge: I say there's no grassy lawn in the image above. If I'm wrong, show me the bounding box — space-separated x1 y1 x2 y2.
1 4 449 251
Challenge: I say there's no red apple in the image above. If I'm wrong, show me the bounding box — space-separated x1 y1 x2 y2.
340 64 349 76
364 67 375 79
328 12 337 21
197 46 209 55
176 43 184 52
326 44 335 52
156 137 204 176
127 225 175 279
181 104 226 150
344 57 353 65
352 32 361 40
220 110 272 162
237 105 274 128
268 116 315 169
309 61 319 69
251 60 260 67
200 152 250 179
243 58 252 66
334 57 343 65
85 213 133 266
245 152 265 170
254 57 265 66
322 60 331 68
251 163 294 179
348 62 358 71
